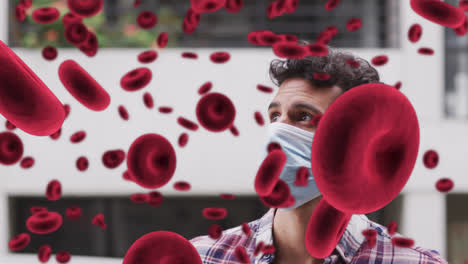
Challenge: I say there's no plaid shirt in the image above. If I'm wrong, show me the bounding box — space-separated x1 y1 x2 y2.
189 208 448 264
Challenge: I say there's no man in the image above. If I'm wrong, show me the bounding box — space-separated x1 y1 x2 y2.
189 42 448 264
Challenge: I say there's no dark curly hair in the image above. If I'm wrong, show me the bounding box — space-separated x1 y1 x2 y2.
269 40 380 92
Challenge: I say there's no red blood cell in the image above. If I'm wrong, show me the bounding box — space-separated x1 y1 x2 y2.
20 0 32 8
178 133 189 147
137 11 158 29
273 42 307 59
49 128 62 140
362 229 377 248
208 224 223 239
182 52 198 59
157 32 169 48
410 0 465 28
59 60 111 111
220 193 235 200
62 12 82 27
247 31 261 46
266 1 280 19
26 211 63 234
279 34 298 43
102 149 126 169
210 51 230 63
130 193 149 203
67 0 103 17
185 8 201 26
262 244 275 254
118 105 129 120
191 0 227 13
78 31 99 57
70 130 86 143
371 55 388 66
0 41 66 136
253 241 264 256
123 170 133 181
76 156 89 171
257 84 273 93
346 17 362 31
234 246 250 263
454 15 468 36
139 93 153 110
310 113 322 126
435 178 454 192
391 237 414 248
346 59 360 68
127 134 177 189
0 132 23 165
8 233 30 251
294 166 309 186
55 251 71 263
15 4 26 22
460 0 468 10
387 220 398 235
147 191 164 207
123 231 202 264
20 156 34 169
63 104 71 118
182 18 198 34
30 206 47 214
46 180 61 201
5 120 16 130
313 72 330 81
202 207 228 220
229 125 239 136
198 82 212 95
120 67 152 91
325 0 341 10
394 81 402 90
174 181 191 191
307 43 328 57
316 27 337 45
177 117 199 131
32 7 60 24
254 111 264 126
423 149 438 169
257 31 282 46
38 244 52 263
418 47 434 55
267 142 282 153
138 50 158 64
285 0 298 13
196 92 236 132
225 0 243 12
65 23 89 46
158 106 173 113
92 213 107 229
255 149 287 196
259 179 291 208
134 0 142 8
65 206 82 220
42 46 58 61
241 222 251 236
408 24 423 43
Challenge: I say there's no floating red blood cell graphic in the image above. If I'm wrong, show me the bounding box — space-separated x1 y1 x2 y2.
134 0 141 8
50 128 61 140
158 106 173 113
178 133 189 147
182 19 198 34
234 246 250 263
92 213 107 229
102 149 125 169
257 31 282 46
255 149 287 196
316 26 337 45
137 11 158 29
262 244 275 254
285 0 298 13
157 32 169 48
46 180 61 201
32 7 60 24
198 82 212 95
247 31 261 45
120 67 152 91
210 51 230 63
387 220 398 235
362 229 377 248
460 0 468 10
253 241 264 256
5 120 16 130
0 41 66 136
371 55 388 66
325 0 341 10
196 92 236 132
408 24 422 43
294 166 309 186
307 43 328 56
177 117 199 131
313 72 330 81
38 244 52 263
65 206 82 220
42 46 57 61
31 206 47 214
16 4 26 22
242 222 251 236
418 47 434 55
59 60 111 111
9 233 30 251
20 0 32 8
62 12 82 27
0 132 23 165
346 17 362 31
254 111 264 126
147 191 164 206
70 130 86 143
208 224 223 239
65 23 89 46
454 15 468 36
26 211 63 234
391 237 414 248
279 34 298 43
191 0 227 13
259 179 291 208
123 170 133 181
273 42 307 59
118 105 129 120
257 84 273 93
181 52 198 59
138 50 158 64
266 1 280 19
142 92 154 109
76 156 89 171
55 251 71 263
20 156 34 169
127 134 177 189
394 81 402 90
267 142 282 153
220 193 235 200
225 0 243 12
310 113 322 126
174 181 191 191
346 59 360 68
63 104 71 118
423 149 438 169
67 0 103 17
410 0 465 28
435 178 454 192
130 193 149 203
202 207 228 220
230 125 239 136
123 231 202 264
78 31 99 57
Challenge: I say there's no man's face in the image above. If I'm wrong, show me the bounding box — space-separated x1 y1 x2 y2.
267 78 343 133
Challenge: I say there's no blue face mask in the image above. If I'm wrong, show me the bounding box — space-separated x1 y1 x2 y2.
258 122 321 211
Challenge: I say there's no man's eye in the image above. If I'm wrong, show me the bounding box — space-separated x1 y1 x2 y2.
270 112 280 121
299 112 312 122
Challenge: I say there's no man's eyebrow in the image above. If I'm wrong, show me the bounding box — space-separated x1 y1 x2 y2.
268 102 280 111
294 103 322 114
